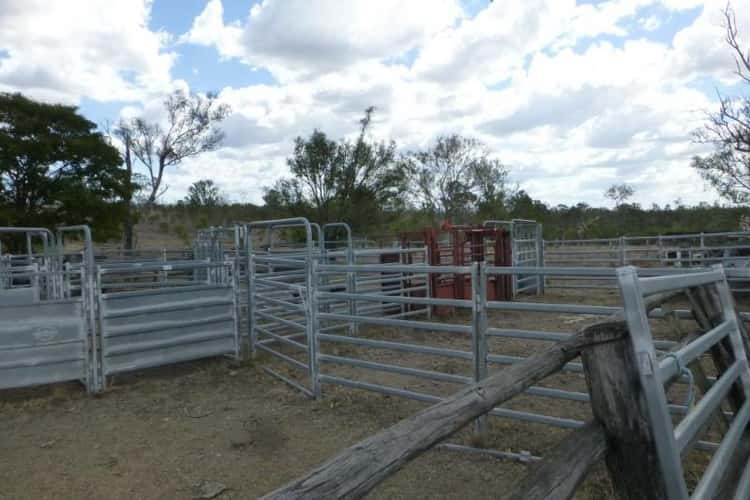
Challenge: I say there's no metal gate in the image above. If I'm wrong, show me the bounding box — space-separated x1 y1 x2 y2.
0 299 90 390
618 266 750 499
245 218 319 398
510 220 543 295
97 261 240 389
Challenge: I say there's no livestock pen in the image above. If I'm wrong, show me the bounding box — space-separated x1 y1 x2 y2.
3 219 750 499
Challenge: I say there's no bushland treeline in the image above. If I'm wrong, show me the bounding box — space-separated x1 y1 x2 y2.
4 5 750 247
159 196 748 243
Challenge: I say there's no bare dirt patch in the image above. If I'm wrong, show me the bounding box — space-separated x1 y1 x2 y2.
2 287 741 499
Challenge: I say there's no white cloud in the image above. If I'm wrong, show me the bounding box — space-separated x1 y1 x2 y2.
412 0 573 85
671 0 750 83
167 0 750 206
5 0 750 209
179 0 245 60
183 0 463 80
0 0 176 104
639 14 662 31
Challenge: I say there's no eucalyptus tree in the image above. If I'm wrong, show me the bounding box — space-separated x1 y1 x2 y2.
0 92 129 241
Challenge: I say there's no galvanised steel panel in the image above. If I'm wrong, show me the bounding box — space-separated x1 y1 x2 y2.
99 284 237 377
0 287 38 305
0 300 86 389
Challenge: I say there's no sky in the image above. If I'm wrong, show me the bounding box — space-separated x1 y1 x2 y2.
1 0 749 208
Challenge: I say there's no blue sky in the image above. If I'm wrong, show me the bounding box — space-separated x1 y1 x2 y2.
2 0 749 207
151 0 273 90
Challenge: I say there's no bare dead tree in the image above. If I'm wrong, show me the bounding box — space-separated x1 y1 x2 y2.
726 4 750 84
109 124 137 249
119 89 231 205
692 5 750 203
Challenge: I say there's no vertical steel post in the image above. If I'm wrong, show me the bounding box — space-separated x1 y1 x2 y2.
400 249 406 316
92 267 103 393
246 225 257 358
230 260 241 361
25 232 32 264
616 266 689 499
348 243 357 335
232 225 247 358
320 230 329 315
424 247 433 320
160 247 167 283
536 223 544 295
308 256 321 399
657 234 664 266
472 261 488 434
510 221 518 297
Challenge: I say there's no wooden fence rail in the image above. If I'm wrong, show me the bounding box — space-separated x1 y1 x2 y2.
261 293 675 500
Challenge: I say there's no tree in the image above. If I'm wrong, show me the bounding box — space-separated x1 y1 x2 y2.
263 178 311 217
286 129 341 222
692 5 750 203
117 89 230 205
0 92 130 240
604 183 635 207
404 135 509 222
273 107 404 229
508 189 548 222
110 123 142 249
334 107 404 222
184 179 225 207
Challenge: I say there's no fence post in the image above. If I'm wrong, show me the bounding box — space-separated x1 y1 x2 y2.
26 232 32 263
232 225 246 358
400 248 407 316
511 221 518 297
619 236 626 265
425 246 433 320
160 247 167 283
536 224 544 295
580 319 674 499
308 258 322 399
657 234 663 265
230 260 242 361
246 226 257 358
472 262 488 434
91 267 102 393
348 243 357 336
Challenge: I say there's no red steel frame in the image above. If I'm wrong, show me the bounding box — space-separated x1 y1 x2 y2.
384 225 512 314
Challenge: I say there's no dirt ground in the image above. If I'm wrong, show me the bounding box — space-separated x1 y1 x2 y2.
0 358 614 500
0 287 735 499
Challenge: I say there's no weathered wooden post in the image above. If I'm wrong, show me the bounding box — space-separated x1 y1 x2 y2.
503 420 608 500
580 319 671 499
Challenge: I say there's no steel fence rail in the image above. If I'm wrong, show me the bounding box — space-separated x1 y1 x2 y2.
246 259 726 440
544 230 750 294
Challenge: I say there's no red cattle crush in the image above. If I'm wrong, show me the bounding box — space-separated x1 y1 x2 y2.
379 223 512 315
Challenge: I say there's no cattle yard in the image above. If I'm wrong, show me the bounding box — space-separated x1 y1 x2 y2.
3 219 750 498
